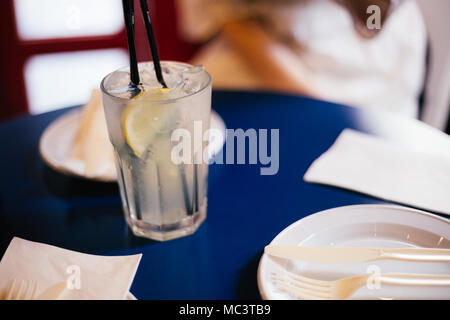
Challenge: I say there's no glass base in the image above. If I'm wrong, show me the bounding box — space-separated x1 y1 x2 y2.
125 206 207 241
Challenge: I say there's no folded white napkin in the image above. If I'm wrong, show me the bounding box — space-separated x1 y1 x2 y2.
304 129 450 215
0 237 141 300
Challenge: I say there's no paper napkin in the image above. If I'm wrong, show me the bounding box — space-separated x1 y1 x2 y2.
71 89 115 177
304 129 450 215
0 237 141 300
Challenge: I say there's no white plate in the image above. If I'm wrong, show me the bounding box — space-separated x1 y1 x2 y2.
39 107 226 182
258 204 450 300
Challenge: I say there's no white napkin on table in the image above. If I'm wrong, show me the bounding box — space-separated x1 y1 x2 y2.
304 129 450 215
0 237 141 300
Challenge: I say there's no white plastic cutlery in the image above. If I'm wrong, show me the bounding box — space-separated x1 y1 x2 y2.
273 268 450 300
35 281 67 300
4 279 67 300
265 245 450 263
4 279 38 300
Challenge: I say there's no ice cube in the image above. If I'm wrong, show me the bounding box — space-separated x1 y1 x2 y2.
104 71 134 99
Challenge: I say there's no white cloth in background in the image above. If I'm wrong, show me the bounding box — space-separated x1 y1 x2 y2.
304 129 450 215
176 0 427 118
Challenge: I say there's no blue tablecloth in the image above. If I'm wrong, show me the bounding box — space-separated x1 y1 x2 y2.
0 90 392 299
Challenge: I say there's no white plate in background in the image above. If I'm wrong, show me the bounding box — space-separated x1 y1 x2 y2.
39 107 226 182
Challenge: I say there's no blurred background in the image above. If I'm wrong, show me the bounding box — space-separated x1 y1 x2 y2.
0 0 449 133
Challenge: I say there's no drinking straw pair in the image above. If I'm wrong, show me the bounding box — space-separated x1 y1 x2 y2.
122 0 167 90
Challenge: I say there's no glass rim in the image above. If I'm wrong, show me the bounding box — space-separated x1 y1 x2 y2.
100 60 212 103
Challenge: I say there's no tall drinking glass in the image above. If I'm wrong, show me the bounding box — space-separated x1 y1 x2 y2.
101 61 212 241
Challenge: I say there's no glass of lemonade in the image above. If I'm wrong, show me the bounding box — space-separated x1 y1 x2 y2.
101 61 212 241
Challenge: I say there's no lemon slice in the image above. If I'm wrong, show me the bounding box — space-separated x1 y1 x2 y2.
123 88 172 157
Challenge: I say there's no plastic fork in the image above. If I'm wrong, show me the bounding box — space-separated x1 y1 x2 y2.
4 279 39 300
273 268 450 300
4 279 67 300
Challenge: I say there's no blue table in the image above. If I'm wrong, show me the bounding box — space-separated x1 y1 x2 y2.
1 90 428 299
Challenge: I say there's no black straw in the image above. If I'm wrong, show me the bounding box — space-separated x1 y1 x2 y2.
139 0 167 88
122 0 140 88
